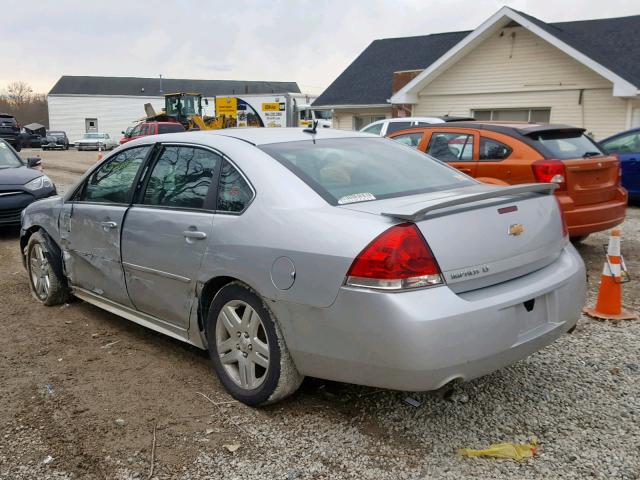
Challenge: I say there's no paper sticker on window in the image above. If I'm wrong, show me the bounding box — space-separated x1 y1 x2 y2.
338 193 376 204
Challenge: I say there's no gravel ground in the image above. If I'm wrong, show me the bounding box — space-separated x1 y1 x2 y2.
0 149 638 479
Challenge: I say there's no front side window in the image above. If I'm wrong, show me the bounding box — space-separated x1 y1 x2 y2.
427 132 474 162
260 137 475 205
392 132 423 149
82 146 150 203
217 160 253 213
601 131 640 154
479 137 512 160
142 146 220 209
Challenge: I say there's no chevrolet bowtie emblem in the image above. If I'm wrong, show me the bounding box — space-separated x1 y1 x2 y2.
508 224 525 236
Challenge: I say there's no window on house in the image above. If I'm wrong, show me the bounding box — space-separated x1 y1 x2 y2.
473 108 551 123
353 115 386 131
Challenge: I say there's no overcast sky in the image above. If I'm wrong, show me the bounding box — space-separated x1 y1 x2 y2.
5 0 639 96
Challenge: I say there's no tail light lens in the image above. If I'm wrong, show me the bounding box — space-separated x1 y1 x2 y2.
554 197 569 239
532 160 566 190
345 223 443 290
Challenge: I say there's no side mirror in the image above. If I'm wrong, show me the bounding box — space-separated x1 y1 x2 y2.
27 157 42 169
204 98 209 105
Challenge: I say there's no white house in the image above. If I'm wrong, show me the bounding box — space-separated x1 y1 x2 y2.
47 76 300 142
313 7 640 140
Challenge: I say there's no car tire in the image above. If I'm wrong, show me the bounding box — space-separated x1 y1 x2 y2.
206 282 303 406
14 143 21 152
25 232 70 306
571 235 590 244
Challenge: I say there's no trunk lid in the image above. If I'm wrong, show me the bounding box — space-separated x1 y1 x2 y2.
341 184 566 293
562 155 620 206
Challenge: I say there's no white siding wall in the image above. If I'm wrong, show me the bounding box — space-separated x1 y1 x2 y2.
413 26 632 139
332 108 391 130
48 95 166 143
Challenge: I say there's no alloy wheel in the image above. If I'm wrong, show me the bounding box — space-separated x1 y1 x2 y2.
29 244 51 300
215 300 270 390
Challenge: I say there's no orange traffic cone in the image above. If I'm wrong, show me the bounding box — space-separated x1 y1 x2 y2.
583 229 637 321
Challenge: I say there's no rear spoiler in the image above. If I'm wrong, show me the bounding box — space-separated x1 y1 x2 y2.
382 183 558 222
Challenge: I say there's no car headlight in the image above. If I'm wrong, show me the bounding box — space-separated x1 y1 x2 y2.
24 175 53 191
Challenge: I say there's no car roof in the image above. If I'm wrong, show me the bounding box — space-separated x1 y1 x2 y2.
409 121 585 136
184 127 365 146
601 127 640 142
385 117 445 123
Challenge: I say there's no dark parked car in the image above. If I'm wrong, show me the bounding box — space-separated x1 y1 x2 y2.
19 128 44 148
0 114 21 151
0 139 56 226
600 127 640 201
42 131 70 150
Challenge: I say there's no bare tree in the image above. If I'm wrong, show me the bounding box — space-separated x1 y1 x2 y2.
6 81 34 107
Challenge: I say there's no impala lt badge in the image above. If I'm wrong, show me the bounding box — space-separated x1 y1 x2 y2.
508 223 525 236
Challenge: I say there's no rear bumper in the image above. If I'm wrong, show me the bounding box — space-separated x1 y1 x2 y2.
0 133 20 145
559 187 627 237
275 245 586 391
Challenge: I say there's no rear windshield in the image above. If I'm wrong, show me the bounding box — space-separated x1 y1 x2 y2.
158 123 185 134
0 141 22 168
527 131 604 159
0 116 17 126
260 137 475 205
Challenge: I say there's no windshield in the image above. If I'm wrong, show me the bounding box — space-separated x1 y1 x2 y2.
314 110 332 120
83 133 103 139
260 137 475 205
0 142 22 168
527 131 604 159
49 132 64 137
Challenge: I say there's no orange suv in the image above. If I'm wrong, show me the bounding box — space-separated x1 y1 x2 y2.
389 122 627 239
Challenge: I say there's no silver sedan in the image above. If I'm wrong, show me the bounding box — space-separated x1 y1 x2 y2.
20 128 586 406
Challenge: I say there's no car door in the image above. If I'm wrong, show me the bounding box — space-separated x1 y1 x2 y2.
59 145 152 306
474 134 516 183
120 144 221 329
424 130 478 176
601 130 640 197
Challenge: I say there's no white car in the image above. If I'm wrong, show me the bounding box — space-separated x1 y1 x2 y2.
74 133 118 151
360 116 474 136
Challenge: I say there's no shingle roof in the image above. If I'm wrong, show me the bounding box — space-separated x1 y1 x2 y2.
313 12 640 107
313 31 469 107
49 76 300 97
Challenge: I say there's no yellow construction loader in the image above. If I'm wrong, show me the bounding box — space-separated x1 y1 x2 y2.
144 92 234 130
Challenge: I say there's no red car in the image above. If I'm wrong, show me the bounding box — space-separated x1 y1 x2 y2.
120 121 185 145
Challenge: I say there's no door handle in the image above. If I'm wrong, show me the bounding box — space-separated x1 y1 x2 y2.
183 230 207 240
100 221 117 229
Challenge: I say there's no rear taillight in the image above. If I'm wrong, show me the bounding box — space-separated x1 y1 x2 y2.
345 223 443 290
554 197 569 239
532 160 566 190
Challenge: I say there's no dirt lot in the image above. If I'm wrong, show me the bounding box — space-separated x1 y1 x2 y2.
1 149 639 479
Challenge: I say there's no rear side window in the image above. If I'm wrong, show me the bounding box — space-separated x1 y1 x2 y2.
82 146 150 203
259 137 474 205
158 123 185 134
143 146 220 209
427 132 474 162
217 160 253 213
385 121 412 134
392 132 423 149
479 137 512 160
527 131 604 159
